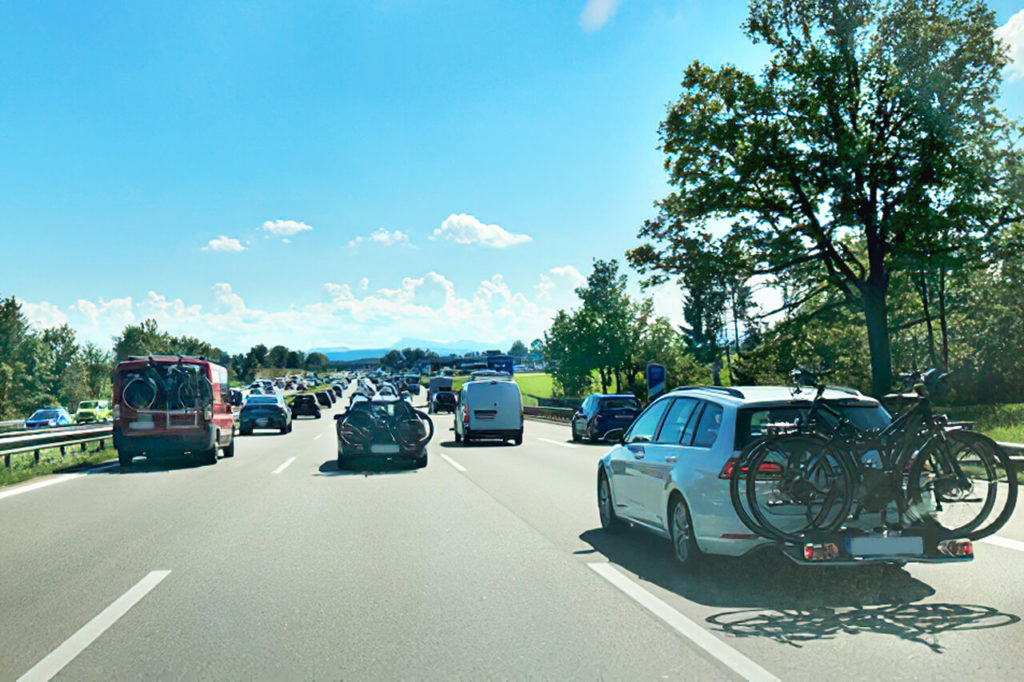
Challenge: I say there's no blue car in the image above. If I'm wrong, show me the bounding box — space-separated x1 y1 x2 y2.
571 394 640 443
25 407 73 429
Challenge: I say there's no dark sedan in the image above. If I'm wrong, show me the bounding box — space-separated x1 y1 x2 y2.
315 391 334 408
291 394 322 419
429 390 457 414
239 395 292 435
571 394 640 442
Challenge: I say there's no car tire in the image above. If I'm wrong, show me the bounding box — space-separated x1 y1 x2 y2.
240 426 252 436
669 495 701 570
280 425 287 434
118 450 133 468
571 423 581 442
222 438 235 458
454 430 462 443
200 446 218 466
287 423 293 433
598 472 622 532
514 432 523 446
413 452 427 469
337 453 348 470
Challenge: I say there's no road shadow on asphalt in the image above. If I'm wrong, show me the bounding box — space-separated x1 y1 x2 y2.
579 527 1021 650
101 456 212 473
579 527 934 609
438 440 515 449
316 459 421 477
705 602 1020 652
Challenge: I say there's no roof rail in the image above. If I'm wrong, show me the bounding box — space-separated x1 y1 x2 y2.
671 385 745 399
825 385 862 396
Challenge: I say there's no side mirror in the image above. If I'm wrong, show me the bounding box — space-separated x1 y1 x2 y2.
333 414 345 421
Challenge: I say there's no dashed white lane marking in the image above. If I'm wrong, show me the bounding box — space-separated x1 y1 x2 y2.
272 457 297 475
18 570 171 682
440 454 467 472
0 463 118 503
979 535 1024 553
588 563 778 682
538 437 577 449
313 434 322 441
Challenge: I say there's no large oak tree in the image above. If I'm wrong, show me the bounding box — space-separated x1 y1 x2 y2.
630 0 1023 396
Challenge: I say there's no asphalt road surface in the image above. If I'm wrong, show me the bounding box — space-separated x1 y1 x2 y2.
2 390 1023 680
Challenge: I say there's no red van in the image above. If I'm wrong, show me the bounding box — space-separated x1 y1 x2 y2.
112 355 235 467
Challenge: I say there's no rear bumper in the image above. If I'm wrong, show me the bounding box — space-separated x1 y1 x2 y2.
114 425 216 457
240 415 288 430
466 428 522 440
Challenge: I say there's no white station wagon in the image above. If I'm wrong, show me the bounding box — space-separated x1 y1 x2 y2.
596 385 895 567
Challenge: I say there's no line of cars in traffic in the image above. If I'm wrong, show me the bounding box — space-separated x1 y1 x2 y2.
23 399 114 429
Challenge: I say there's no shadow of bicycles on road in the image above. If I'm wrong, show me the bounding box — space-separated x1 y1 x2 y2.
579 527 934 609
706 602 1020 652
579 527 1021 651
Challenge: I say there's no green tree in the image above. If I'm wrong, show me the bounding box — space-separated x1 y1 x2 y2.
285 349 304 369
508 340 528 357
305 352 329 370
631 0 1024 396
268 345 289 368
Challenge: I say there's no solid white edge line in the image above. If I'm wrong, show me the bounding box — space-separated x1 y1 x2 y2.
0 462 122 502
979 535 1024 553
272 457 297 474
440 454 467 472
537 437 577 449
313 434 322 441
18 570 171 682
588 563 778 682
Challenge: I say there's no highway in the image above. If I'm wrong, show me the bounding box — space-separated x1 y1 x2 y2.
2 392 1023 680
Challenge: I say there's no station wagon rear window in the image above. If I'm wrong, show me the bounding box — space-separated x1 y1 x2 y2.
734 402 891 450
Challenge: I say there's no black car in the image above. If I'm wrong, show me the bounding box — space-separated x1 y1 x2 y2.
331 385 344 398
315 391 334 408
229 388 244 407
429 390 457 414
291 394 322 419
335 397 432 469
239 395 292 435
571 393 640 442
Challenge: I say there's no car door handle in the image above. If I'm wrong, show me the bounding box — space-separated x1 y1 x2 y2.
665 456 678 463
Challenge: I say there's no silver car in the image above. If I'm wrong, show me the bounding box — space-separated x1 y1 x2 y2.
596 386 892 567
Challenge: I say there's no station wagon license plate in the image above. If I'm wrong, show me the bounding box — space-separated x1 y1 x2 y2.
847 536 924 558
370 444 400 454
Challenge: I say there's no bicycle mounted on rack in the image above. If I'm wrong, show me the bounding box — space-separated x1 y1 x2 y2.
728 368 1017 564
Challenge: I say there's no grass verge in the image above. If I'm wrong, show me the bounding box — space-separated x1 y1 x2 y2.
0 443 116 488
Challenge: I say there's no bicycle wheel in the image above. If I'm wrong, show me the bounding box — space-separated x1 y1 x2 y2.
946 432 1018 540
728 438 773 538
745 433 855 543
906 434 999 538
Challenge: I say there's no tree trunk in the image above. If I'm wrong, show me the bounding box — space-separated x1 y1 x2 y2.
937 270 950 371
914 271 938 367
862 281 894 398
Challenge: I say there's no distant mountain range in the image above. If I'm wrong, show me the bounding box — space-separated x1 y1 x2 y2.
308 338 500 362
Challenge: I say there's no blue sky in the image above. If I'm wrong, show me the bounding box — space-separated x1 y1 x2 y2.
4 1 1024 353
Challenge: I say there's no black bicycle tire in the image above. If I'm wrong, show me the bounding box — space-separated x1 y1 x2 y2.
906 433 999 538
728 439 772 537
744 433 855 543
953 432 1018 540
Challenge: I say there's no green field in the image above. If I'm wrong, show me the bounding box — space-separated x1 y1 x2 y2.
437 372 555 407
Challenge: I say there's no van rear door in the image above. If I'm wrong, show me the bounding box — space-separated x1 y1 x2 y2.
467 381 522 432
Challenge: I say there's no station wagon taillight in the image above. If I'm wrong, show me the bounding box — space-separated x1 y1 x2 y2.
718 457 783 479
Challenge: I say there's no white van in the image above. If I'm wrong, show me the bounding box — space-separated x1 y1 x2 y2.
454 379 523 445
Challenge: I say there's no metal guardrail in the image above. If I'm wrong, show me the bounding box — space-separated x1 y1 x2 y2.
0 419 25 433
0 424 113 468
523 406 575 422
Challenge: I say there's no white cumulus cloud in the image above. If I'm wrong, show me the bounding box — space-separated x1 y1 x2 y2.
996 9 1024 81
18 299 68 330
348 228 413 248
261 219 313 237
358 277 369 290
202 235 246 252
536 265 586 300
580 0 622 32
430 213 531 248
